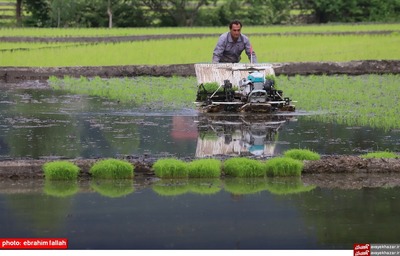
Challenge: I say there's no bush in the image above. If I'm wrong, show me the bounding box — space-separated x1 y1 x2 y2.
223 157 265 177
153 158 188 178
188 159 221 178
43 161 80 180
360 151 398 159
265 157 304 177
284 149 321 161
89 159 134 179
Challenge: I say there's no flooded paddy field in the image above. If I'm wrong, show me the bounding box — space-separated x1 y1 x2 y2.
0 77 399 250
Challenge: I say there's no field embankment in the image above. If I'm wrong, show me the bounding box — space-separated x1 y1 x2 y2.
1 60 400 82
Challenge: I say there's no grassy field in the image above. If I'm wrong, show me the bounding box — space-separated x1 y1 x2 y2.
1 33 399 66
1 23 399 37
0 23 399 66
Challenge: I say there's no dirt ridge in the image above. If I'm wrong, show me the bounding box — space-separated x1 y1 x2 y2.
1 60 400 83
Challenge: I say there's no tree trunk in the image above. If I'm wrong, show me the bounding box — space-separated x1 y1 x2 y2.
107 0 113 28
16 0 22 26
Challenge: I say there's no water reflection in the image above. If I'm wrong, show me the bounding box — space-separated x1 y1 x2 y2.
1 178 399 249
196 113 295 157
0 86 399 159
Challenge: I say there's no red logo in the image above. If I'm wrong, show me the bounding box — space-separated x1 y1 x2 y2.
354 243 370 256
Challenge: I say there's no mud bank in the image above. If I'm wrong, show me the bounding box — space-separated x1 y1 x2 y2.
1 156 400 188
1 60 400 83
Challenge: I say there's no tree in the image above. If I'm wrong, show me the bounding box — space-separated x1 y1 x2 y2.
23 0 51 27
141 0 211 26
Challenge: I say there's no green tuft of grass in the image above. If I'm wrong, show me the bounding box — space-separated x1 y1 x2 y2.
265 157 304 177
360 151 398 159
223 157 265 177
43 161 80 180
153 158 188 178
89 159 134 179
283 148 321 161
202 82 221 92
188 159 221 178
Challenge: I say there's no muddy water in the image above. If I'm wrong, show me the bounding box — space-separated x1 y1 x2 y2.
1 82 400 250
0 84 399 160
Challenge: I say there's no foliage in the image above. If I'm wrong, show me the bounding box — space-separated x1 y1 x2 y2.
360 151 398 159
89 159 134 179
13 0 400 28
264 157 304 177
153 158 189 178
42 160 80 180
284 149 321 161
187 159 221 178
223 157 265 177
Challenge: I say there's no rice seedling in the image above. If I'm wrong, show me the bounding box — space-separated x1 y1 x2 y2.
152 180 190 196
153 158 188 178
283 149 321 161
187 158 221 178
264 177 315 195
278 74 400 130
188 179 222 195
43 180 79 197
90 180 134 198
1 23 399 37
1 33 399 66
89 159 134 179
223 177 267 195
48 75 197 110
42 160 80 180
264 157 304 177
223 157 265 177
360 151 398 159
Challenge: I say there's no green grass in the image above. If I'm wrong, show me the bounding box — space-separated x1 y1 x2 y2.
42 160 80 180
153 158 188 178
223 157 265 177
89 159 134 179
48 76 197 110
187 159 221 178
360 151 398 159
284 149 321 161
1 23 399 37
278 74 400 130
265 157 304 177
1 33 399 66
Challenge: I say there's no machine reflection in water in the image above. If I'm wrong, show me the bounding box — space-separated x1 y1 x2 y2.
195 113 295 158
